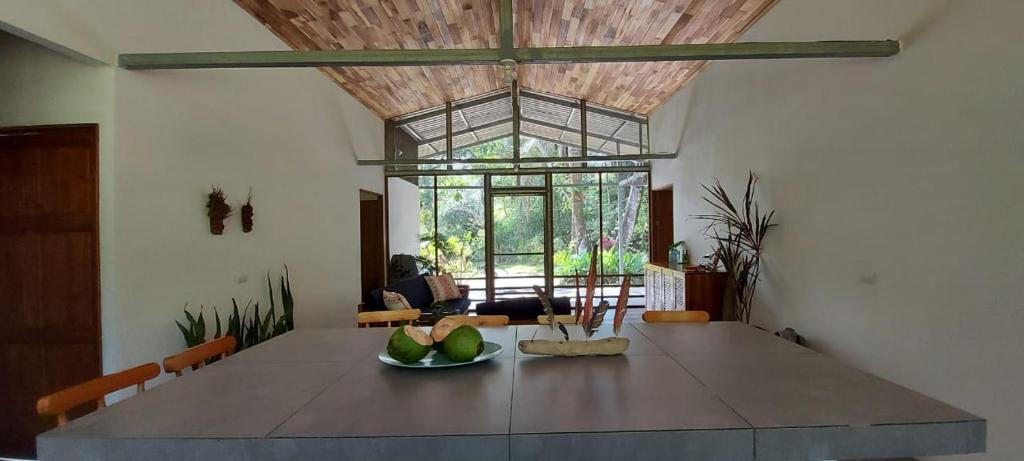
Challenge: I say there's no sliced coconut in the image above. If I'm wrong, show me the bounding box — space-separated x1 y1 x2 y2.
430 316 467 343
403 325 434 346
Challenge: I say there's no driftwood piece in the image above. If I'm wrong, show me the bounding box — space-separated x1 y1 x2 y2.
518 337 630 357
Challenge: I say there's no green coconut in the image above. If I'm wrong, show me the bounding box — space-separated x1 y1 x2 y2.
387 325 433 364
443 325 485 363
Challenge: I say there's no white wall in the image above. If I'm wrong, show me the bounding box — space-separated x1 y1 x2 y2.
650 1 1024 460
387 178 422 258
1 1 384 390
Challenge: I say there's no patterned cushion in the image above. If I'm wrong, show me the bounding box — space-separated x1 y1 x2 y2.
382 290 413 311
425 273 461 302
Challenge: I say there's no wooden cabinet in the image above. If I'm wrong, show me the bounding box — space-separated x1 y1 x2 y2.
644 263 728 321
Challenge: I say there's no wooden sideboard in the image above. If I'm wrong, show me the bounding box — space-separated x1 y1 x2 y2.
644 263 728 321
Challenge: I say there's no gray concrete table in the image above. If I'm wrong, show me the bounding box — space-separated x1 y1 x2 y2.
37 323 985 461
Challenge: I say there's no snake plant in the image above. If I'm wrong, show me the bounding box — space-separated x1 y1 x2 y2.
175 265 296 352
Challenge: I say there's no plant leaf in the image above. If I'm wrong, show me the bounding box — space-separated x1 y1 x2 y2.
196 308 206 343
213 306 222 339
282 264 294 330
175 320 195 347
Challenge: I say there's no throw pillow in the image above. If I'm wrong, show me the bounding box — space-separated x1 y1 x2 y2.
425 273 461 302
382 290 413 311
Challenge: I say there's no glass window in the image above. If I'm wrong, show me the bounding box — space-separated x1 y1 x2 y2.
600 171 650 280
551 173 599 299
490 175 545 188
585 103 646 157
452 91 514 160
519 91 583 159
418 182 436 270
392 107 448 160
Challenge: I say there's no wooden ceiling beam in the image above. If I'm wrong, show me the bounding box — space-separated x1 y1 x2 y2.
118 41 899 70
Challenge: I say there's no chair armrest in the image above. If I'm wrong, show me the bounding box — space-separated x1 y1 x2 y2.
458 285 470 298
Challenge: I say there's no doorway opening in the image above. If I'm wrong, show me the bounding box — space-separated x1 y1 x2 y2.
650 187 674 264
359 190 386 301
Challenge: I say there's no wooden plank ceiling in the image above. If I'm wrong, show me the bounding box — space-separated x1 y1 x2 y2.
234 0 778 119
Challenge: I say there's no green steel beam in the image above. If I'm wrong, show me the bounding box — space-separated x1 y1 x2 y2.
358 152 676 166
385 165 650 178
118 41 899 70
500 0 514 54
118 48 504 69
513 40 900 63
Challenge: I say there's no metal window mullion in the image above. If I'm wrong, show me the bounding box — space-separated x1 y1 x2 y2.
512 80 521 162
433 174 439 272
445 101 453 171
647 172 654 274
580 99 588 163
544 171 554 298
639 121 645 155
597 171 603 300
484 174 495 302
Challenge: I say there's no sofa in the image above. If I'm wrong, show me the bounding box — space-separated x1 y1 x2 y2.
360 274 471 315
475 296 572 322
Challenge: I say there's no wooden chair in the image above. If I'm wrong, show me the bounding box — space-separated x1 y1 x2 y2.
536 314 578 325
642 310 711 324
37 363 160 426
163 336 237 377
447 314 509 326
356 309 421 328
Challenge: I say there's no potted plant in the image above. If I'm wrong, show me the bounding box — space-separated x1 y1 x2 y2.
693 172 777 324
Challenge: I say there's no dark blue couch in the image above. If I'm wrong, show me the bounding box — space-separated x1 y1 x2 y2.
361 275 470 314
475 296 572 321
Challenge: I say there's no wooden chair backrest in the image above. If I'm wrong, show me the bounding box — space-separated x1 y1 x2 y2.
37 363 160 426
642 310 711 324
447 315 510 327
536 314 578 325
163 336 237 377
357 309 421 328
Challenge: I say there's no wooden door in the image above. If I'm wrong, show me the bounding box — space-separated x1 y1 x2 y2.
0 124 101 458
359 191 386 299
650 187 674 264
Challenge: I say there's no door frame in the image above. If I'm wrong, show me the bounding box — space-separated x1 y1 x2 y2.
358 189 386 299
650 185 674 265
484 176 552 301
0 123 101 458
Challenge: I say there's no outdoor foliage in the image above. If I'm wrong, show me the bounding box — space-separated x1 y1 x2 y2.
553 250 646 277
175 266 295 356
419 165 651 282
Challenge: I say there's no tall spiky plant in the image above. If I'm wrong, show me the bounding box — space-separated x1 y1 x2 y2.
693 172 777 324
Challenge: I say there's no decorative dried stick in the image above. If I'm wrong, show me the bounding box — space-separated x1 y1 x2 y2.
613 278 631 336
581 244 598 335
586 301 609 338
532 285 556 332
574 270 583 325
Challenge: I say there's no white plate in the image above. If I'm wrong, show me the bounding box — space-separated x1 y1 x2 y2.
378 341 503 368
